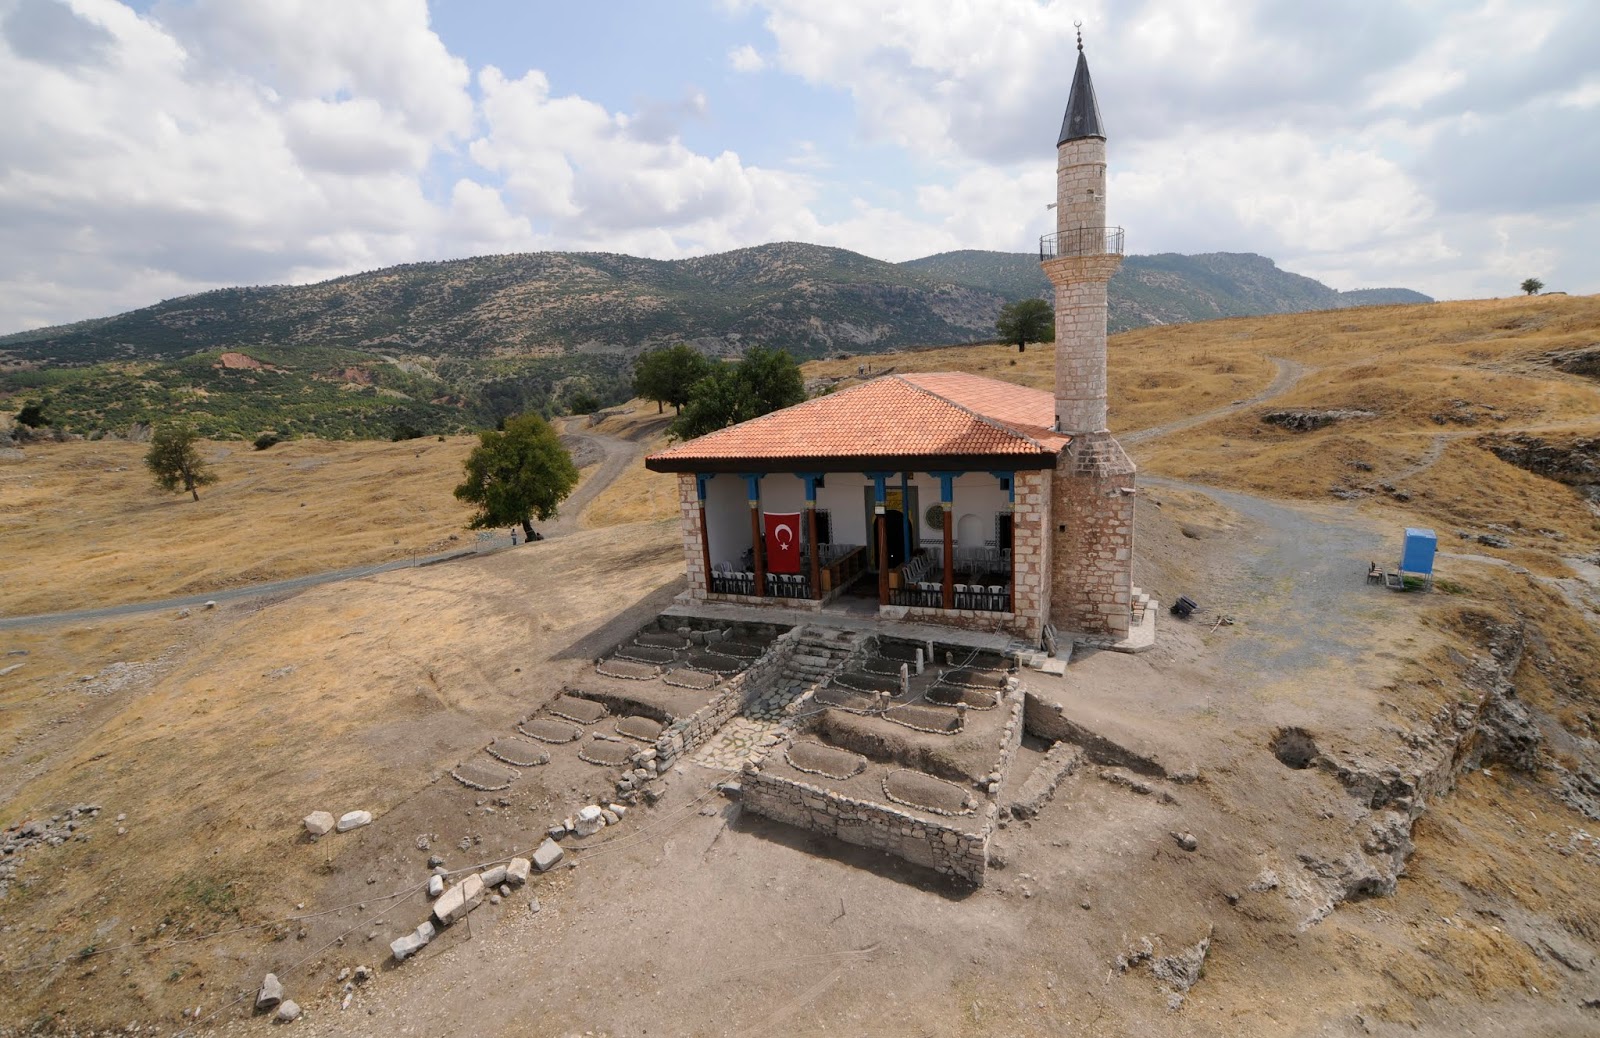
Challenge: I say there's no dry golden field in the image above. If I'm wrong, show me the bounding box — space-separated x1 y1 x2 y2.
2 294 1598 1036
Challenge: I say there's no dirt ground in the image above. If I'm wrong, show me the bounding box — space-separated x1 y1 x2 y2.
3 296 1600 1036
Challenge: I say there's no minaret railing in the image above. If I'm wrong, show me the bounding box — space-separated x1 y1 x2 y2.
1039 226 1124 261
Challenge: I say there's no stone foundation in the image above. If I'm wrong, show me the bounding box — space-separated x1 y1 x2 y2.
1049 431 1135 638
739 769 992 884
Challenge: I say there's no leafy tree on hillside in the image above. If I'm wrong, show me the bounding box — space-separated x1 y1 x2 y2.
669 347 806 441
996 298 1055 352
144 423 217 501
567 390 601 415
633 344 713 414
453 413 579 541
1521 277 1544 296
15 398 49 428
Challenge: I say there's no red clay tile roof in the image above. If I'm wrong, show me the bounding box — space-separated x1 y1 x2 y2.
645 373 1068 473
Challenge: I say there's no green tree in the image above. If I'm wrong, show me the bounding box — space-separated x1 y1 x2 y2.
669 346 806 440
632 344 713 414
15 398 49 428
144 423 217 501
1521 277 1544 296
995 298 1055 352
567 390 601 415
453 413 579 541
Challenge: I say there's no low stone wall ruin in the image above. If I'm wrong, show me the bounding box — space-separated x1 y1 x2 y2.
654 627 800 771
739 767 992 884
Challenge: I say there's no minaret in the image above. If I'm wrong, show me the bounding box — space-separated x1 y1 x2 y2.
1041 28 1140 641
1045 26 1120 434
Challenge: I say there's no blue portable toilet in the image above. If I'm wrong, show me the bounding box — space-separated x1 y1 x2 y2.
1400 527 1437 578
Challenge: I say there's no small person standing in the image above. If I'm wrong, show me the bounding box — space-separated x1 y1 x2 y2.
510 528 519 546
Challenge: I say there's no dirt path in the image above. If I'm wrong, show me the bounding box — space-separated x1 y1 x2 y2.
542 426 643 539
1123 356 1307 445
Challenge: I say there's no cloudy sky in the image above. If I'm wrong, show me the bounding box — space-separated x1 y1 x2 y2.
2 0 1596 333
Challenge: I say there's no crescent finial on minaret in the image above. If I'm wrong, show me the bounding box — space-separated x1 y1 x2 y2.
1075 20 1083 52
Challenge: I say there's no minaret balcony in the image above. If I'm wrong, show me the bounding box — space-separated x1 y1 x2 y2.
1039 226 1124 260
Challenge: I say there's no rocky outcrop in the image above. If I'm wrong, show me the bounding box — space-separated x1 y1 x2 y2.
1479 433 1600 503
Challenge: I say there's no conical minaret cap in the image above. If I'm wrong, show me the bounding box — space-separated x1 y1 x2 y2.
1057 43 1105 144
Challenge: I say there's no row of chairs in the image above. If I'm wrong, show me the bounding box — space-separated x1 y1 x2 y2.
906 581 1010 612
710 562 811 598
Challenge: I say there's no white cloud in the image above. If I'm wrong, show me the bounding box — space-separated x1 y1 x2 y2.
728 43 765 72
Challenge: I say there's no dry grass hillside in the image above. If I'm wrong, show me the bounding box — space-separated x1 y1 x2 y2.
2 294 1598 1036
588 294 1600 569
0 429 609 618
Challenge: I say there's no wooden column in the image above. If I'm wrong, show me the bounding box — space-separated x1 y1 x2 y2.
807 508 820 599
876 514 889 606
869 472 890 607
942 506 955 610
750 504 766 598
934 472 959 611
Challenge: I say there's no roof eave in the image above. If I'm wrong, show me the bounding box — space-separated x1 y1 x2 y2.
644 449 1063 475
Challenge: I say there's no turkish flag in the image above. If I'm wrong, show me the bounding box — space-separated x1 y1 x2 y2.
764 512 802 574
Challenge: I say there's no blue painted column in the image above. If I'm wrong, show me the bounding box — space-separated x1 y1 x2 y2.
867 472 891 605
799 472 824 599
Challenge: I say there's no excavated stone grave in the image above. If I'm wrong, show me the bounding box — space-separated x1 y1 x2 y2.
611 645 680 666
881 769 975 815
519 717 584 743
883 703 963 734
550 695 609 724
682 650 748 674
706 639 768 659
595 658 659 680
635 631 692 649
926 683 1000 709
451 757 519 791
615 715 665 743
833 670 903 696
485 737 553 767
662 667 719 690
577 737 638 767
786 741 868 780
813 687 877 714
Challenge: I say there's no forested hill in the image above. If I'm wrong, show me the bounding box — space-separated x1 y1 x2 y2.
902 249 1431 332
2 243 1429 367
0 242 1430 441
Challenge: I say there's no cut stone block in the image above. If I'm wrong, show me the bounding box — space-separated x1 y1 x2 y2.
505 857 531 886
480 865 507 887
431 874 485 927
336 810 373 833
303 812 335 837
390 931 428 962
532 838 564 872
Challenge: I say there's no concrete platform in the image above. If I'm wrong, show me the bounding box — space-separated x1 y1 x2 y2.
661 599 1023 654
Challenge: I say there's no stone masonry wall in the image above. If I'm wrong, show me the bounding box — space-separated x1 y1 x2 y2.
1049 432 1135 638
740 769 991 884
1042 254 1122 435
676 473 708 602
1056 137 1107 237
653 628 800 771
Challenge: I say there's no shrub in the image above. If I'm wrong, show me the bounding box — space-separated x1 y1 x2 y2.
253 432 281 450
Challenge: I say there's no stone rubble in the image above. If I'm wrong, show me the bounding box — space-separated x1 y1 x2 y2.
255 973 283 1011
302 811 335 837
